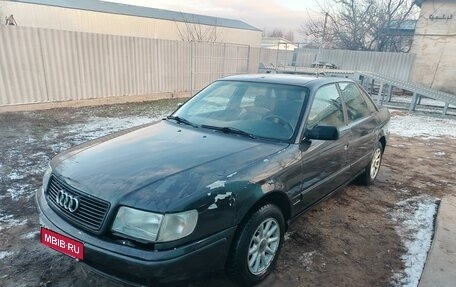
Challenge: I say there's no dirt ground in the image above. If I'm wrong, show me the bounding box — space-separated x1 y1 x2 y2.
0 102 455 287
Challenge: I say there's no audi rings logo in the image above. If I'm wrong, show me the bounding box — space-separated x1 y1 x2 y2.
55 190 79 213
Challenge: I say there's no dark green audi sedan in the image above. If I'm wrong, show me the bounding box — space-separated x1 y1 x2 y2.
37 74 390 286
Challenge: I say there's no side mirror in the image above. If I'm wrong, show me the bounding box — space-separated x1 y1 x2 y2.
304 125 339 141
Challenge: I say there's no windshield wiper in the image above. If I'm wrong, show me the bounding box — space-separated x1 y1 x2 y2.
201 125 256 139
165 116 198 128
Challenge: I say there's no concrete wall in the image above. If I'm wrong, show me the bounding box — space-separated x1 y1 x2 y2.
411 0 456 94
1 1 262 46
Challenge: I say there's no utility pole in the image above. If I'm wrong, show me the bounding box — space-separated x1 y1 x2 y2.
315 12 328 77
322 12 328 45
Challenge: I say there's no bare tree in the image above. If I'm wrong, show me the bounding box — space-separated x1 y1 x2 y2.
269 28 284 38
175 13 218 42
264 28 295 42
284 30 295 42
299 0 419 52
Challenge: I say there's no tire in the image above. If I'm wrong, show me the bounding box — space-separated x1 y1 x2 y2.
358 141 384 186
226 204 285 286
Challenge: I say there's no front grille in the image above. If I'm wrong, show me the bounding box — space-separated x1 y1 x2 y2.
46 175 110 231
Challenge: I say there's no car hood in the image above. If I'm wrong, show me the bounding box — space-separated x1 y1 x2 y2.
52 120 287 210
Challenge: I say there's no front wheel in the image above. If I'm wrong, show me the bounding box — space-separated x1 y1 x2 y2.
226 204 285 286
358 141 384 186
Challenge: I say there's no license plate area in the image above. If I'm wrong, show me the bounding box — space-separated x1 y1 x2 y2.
41 227 84 260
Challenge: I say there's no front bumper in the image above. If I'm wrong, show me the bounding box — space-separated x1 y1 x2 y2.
36 188 236 285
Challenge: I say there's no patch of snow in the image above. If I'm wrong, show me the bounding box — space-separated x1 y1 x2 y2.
65 116 154 144
0 251 14 260
31 151 47 158
42 131 59 142
7 184 33 201
420 98 456 108
389 113 456 139
20 231 39 240
25 137 37 144
389 96 456 108
50 142 71 153
0 214 28 231
7 172 25 180
400 188 411 195
284 231 295 241
390 195 439 287
434 152 446 157
40 116 155 152
426 182 436 187
298 251 317 271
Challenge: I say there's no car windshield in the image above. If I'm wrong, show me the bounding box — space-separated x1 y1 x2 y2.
172 80 308 141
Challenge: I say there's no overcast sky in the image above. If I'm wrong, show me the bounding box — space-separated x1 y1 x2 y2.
105 0 321 35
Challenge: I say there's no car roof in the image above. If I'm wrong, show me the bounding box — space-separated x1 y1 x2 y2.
219 74 355 89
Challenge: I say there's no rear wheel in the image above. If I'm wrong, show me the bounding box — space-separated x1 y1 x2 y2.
358 141 383 186
226 204 285 286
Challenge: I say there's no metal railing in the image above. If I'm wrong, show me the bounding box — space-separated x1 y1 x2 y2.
356 71 456 115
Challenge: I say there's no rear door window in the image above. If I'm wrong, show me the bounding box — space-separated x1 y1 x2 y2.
338 82 371 122
358 86 378 113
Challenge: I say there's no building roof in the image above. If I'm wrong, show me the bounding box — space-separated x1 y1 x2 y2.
414 0 424 7
391 19 417 31
261 37 297 50
9 0 261 31
380 19 417 36
412 0 455 8
261 37 294 45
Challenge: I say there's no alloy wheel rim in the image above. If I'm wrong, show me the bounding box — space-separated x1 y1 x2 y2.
247 218 280 275
370 148 382 179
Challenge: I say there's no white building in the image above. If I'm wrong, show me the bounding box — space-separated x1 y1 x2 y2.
411 0 456 94
261 37 297 50
1 0 262 46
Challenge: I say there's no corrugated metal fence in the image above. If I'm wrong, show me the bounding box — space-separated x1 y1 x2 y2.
0 26 257 106
251 48 415 82
0 26 416 107
292 48 416 81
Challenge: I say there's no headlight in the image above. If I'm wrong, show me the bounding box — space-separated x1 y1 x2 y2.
111 207 163 242
157 210 198 242
42 164 52 191
111 207 198 243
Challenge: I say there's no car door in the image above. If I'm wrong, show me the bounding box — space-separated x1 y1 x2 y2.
293 83 351 211
338 82 378 176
